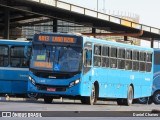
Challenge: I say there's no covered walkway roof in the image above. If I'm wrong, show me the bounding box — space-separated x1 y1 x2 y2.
0 0 160 42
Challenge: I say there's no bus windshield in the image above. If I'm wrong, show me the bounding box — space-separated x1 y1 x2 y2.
31 44 82 73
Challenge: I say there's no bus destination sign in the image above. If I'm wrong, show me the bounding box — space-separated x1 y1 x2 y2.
38 35 76 43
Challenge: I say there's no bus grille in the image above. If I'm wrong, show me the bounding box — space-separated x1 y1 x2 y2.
36 84 67 92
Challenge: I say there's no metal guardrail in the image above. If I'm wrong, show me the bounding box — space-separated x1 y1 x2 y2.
29 0 160 35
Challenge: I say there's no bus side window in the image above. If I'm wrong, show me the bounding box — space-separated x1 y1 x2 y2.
146 53 152 72
125 49 132 70
154 51 160 65
117 48 125 69
139 52 146 72
102 46 109 68
110 47 117 68
0 46 9 66
132 51 139 71
94 45 101 67
25 47 32 66
84 49 92 66
10 46 29 68
24 46 32 59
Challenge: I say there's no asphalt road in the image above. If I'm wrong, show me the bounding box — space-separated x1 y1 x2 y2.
0 98 160 111
0 98 160 119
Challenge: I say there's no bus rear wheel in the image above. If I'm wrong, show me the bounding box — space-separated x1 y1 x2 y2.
136 97 152 104
81 85 97 105
153 91 160 104
117 86 133 106
124 86 133 106
44 96 53 104
137 97 148 104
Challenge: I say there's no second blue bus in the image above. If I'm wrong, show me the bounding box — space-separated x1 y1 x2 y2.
135 49 160 104
0 39 32 98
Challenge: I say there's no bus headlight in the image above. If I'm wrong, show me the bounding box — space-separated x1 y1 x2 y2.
29 76 32 81
69 79 80 87
28 76 36 85
75 79 80 84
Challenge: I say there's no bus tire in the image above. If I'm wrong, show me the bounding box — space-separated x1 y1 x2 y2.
137 97 148 104
27 93 39 99
124 86 133 106
152 91 160 104
136 97 152 104
44 96 53 104
81 85 96 105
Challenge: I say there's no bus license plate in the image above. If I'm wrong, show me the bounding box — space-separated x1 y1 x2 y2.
47 87 56 92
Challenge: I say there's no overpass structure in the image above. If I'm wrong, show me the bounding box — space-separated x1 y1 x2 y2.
0 0 160 47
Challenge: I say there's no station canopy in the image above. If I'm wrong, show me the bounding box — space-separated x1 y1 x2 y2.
0 0 160 41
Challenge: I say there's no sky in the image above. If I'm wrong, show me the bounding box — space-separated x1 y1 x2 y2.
60 0 160 28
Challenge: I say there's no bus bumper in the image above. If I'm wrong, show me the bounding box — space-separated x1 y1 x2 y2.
27 73 83 97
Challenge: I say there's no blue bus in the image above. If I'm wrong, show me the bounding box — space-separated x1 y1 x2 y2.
0 39 32 97
28 32 153 105
136 49 160 104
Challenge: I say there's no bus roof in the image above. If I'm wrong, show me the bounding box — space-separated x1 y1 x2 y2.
83 36 153 52
36 32 82 37
36 32 153 52
0 39 31 45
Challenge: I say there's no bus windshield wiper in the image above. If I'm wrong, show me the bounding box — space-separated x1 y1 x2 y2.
47 49 50 63
57 51 60 63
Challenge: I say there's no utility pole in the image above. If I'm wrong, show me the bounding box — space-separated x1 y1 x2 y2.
97 0 98 11
103 0 106 13
97 0 106 12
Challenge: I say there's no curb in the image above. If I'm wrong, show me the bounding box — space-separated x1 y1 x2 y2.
0 97 81 103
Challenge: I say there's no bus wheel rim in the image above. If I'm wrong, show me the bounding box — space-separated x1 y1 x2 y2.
91 86 95 103
139 98 147 103
155 94 160 103
27 93 38 98
128 88 133 103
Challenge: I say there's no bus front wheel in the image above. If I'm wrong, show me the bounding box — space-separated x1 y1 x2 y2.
44 96 53 104
153 91 160 104
81 85 97 105
27 93 39 99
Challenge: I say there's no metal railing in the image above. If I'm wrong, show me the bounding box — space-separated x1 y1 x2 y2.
29 0 160 35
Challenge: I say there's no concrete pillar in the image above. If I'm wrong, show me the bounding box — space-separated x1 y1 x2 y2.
53 19 58 32
124 36 128 41
92 28 96 37
4 8 10 39
151 38 154 48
